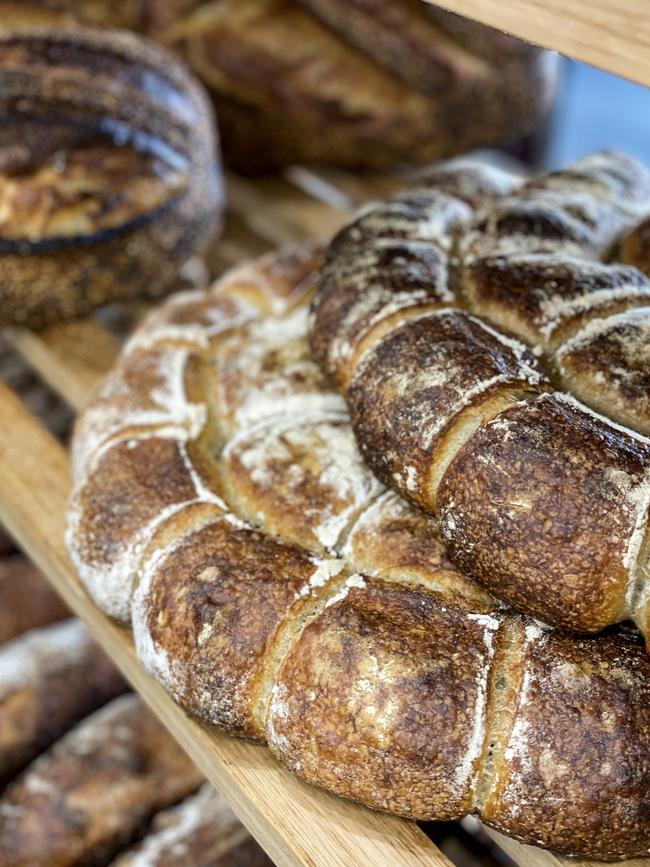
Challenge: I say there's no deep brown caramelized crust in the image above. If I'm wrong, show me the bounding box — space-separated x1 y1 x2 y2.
68 233 650 859
312 150 650 645
66 0 556 172
0 12 222 327
481 627 650 861
438 393 650 632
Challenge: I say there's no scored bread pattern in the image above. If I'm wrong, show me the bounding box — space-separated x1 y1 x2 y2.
311 150 650 644
67 214 650 860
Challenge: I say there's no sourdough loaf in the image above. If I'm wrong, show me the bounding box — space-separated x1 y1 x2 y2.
312 151 650 645
0 10 222 327
0 694 203 866
67 242 650 860
52 0 556 172
0 619 127 785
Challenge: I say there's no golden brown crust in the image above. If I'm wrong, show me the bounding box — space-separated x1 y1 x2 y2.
67 436 223 621
311 191 470 388
464 255 650 349
312 151 650 646
0 19 222 327
482 626 650 861
347 310 546 510
344 491 497 612
0 694 202 867
132 514 327 739
268 579 501 820
437 393 650 633
0 619 127 785
556 308 650 437
68 237 650 859
35 0 556 173
164 0 554 173
0 557 68 644
221 416 382 554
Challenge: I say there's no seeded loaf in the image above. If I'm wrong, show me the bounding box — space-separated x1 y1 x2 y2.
0 9 222 327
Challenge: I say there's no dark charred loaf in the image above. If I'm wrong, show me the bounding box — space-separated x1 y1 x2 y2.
0 17 223 327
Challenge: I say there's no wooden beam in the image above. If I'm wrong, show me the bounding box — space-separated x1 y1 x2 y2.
426 0 650 87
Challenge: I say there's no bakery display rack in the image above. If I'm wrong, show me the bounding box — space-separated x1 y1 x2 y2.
0 162 648 867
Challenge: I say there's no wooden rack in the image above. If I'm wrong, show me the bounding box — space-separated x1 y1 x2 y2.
1 166 648 867
427 0 650 87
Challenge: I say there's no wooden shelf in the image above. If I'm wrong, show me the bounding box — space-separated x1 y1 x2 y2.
426 0 650 87
2 168 649 867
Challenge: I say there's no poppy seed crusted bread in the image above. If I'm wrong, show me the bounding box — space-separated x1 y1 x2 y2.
0 11 223 327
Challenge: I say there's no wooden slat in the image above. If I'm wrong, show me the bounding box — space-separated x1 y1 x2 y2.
4 320 120 412
483 829 650 867
426 0 650 87
226 173 347 245
0 378 449 867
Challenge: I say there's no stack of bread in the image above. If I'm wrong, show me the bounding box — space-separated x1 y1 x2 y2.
67 150 650 862
34 0 557 172
0 556 271 866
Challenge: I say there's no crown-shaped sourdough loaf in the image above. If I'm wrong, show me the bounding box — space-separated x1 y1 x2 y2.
312 151 650 648
67 227 650 860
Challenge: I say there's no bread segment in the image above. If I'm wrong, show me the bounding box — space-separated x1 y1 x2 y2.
347 309 546 510
481 625 650 861
438 392 650 632
268 579 501 820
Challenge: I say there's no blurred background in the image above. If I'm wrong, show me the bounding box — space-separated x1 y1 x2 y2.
546 59 650 166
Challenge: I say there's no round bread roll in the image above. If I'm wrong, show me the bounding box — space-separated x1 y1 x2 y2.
67 243 650 860
0 10 223 327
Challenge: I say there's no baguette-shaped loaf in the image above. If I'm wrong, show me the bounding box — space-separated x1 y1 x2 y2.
0 12 222 327
110 783 271 867
312 150 650 643
0 557 68 644
0 694 202 866
0 619 127 785
67 245 650 860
